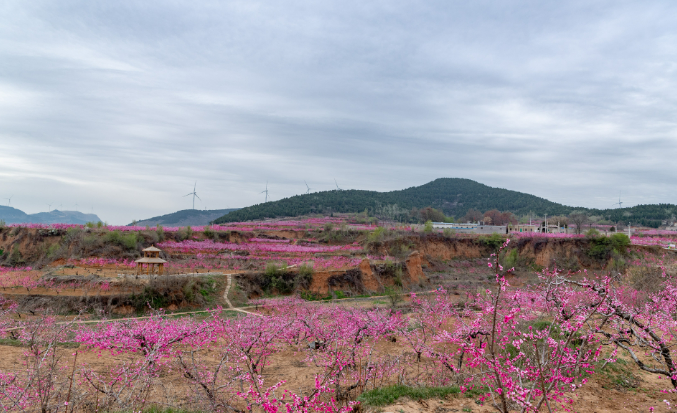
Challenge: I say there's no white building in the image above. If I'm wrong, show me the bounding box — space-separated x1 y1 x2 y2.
432 222 507 234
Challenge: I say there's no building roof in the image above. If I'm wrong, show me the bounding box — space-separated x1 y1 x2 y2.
135 257 167 264
142 246 162 252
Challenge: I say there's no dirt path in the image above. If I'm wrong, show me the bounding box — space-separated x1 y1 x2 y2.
222 273 261 317
1 266 441 330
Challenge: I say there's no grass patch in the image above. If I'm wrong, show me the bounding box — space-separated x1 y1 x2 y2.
113 407 201 413
597 358 641 390
0 338 23 347
357 385 460 406
0 338 80 348
300 291 380 301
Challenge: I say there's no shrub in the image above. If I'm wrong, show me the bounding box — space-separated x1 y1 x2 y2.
610 233 630 253
106 230 138 250
479 233 505 252
130 276 221 312
263 263 295 294
333 290 346 299
608 254 627 273
7 246 24 266
587 236 612 260
423 220 434 233
176 226 194 241
502 248 518 269
384 286 402 308
297 263 314 289
82 234 104 250
585 228 601 238
156 224 165 242
388 239 413 259
367 227 386 244
203 226 216 240
394 266 403 287
443 228 456 238
265 262 281 278
587 233 630 261
323 222 334 232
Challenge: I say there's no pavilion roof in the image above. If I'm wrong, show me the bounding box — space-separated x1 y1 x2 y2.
142 246 162 252
135 257 167 264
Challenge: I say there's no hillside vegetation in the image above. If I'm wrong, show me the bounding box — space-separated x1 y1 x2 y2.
213 178 675 227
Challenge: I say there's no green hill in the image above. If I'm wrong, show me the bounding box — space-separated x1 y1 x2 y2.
213 179 675 228
214 178 573 223
132 208 239 227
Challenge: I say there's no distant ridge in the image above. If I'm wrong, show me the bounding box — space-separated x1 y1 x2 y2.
0 206 102 225
213 178 675 228
132 208 239 227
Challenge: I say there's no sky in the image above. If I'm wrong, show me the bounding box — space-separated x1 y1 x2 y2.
1 1 676 224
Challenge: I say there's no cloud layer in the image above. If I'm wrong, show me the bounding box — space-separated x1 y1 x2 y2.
1 1 676 223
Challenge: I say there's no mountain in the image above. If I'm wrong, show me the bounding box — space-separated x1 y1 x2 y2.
0 206 102 225
132 208 239 227
213 178 675 228
0 206 29 223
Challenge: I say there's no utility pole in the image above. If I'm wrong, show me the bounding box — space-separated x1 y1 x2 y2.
544 214 548 234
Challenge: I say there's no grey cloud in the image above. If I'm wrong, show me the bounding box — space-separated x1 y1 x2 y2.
1 0 676 223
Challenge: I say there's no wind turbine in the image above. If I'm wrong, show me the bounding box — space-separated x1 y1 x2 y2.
47 203 52 212
334 179 342 191
261 182 269 203
183 182 201 210
4 195 12 206
612 192 623 209
305 181 313 194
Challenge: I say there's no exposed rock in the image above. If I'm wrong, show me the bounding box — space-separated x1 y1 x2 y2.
359 258 382 291
405 251 424 283
113 305 135 315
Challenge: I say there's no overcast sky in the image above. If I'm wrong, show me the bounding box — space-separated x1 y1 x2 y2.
1 1 676 224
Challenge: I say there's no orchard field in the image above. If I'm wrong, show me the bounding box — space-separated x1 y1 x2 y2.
1 216 677 412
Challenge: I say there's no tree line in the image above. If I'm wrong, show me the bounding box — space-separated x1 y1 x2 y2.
213 178 675 228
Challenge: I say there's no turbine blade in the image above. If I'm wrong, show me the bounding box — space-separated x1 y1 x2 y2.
195 194 201 200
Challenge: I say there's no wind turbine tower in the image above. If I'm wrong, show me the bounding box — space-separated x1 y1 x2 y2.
4 195 12 206
334 179 342 191
305 181 313 194
183 182 201 210
261 182 269 203
612 192 623 209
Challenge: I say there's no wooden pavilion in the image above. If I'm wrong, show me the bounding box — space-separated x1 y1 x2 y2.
135 246 167 276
